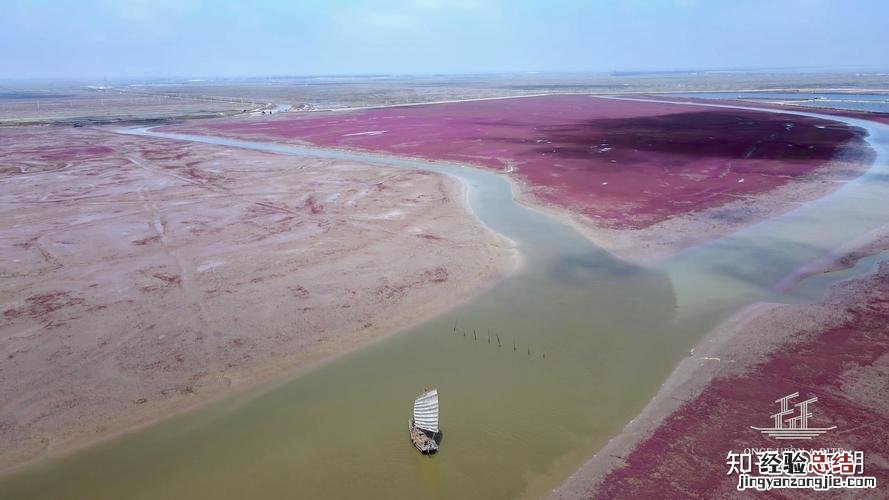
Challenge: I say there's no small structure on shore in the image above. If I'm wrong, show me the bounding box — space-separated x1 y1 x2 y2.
409 388 440 454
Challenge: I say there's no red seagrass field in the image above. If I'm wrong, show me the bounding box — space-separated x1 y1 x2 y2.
168 95 865 230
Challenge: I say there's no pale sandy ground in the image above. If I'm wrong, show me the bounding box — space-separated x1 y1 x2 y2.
0 125 515 474
519 140 875 265
551 230 889 499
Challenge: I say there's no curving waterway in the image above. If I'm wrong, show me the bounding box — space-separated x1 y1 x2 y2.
3 101 889 499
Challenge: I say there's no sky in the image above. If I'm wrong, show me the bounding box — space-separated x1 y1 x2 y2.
2 0 888 79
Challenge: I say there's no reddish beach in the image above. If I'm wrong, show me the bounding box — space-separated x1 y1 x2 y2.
555 258 889 498
168 95 868 232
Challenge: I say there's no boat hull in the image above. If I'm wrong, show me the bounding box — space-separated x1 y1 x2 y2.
409 420 438 454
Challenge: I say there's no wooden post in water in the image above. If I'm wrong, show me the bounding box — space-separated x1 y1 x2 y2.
473 330 477 341
487 329 491 343
453 320 457 332
496 334 501 347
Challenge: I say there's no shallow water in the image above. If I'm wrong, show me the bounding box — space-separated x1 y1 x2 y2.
629 97 889 307
3 104 889 499
667 91 889 114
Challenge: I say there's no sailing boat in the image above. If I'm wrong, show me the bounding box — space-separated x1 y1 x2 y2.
409 388 440 454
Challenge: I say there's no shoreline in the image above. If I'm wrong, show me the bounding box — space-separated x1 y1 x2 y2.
2 243 516 477
548 96 889 497
0 128 518 476
149 99 889 496
550 300 786 498
507 138 875 265
157 124 877 267
550 102 889 496
162 92 883 265
552 198 889 499
553 259 889 497
4 95 883 485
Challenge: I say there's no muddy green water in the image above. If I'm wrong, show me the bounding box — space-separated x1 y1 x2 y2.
3 101 889 499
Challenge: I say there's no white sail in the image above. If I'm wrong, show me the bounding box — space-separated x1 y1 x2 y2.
413 389 439 433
